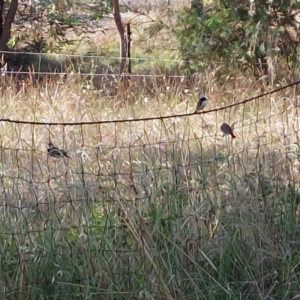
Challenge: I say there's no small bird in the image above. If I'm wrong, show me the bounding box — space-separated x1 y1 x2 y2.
47 141 71 159
220 122 236 138
194 93 208 113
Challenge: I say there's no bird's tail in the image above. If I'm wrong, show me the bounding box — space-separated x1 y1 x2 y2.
230 132 236 138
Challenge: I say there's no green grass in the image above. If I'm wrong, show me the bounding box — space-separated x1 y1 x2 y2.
0 69 300 299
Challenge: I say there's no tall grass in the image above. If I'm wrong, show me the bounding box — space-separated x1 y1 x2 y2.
0 70 300 300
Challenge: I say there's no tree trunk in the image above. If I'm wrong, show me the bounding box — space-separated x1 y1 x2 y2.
0 0 4 38
113 0 127 75
0 0 18 51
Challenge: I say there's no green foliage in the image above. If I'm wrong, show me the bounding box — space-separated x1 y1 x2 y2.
175 0 300 75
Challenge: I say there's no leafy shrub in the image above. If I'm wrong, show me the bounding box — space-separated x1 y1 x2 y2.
175 0 300 78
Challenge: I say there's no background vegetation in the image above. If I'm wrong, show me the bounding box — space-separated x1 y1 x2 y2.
0 1 300 299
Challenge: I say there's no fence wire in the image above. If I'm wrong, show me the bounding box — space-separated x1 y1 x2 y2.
1 80 300 299
0 50 277 64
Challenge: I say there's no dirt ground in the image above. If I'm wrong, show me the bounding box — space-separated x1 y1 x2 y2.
14 0 184 52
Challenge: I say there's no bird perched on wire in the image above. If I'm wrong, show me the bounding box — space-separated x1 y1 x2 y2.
220 122 236 138
47 141 71 159
194 93 208 113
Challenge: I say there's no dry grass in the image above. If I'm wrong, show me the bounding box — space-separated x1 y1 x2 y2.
0 69 300 299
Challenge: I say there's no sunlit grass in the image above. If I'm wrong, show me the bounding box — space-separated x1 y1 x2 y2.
0 67 300 300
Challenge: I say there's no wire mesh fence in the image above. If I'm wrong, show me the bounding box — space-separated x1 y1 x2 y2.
1 80 300 299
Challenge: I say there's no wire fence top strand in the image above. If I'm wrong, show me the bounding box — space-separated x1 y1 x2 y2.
0 79 298 126
4 70 190 78
0 50 290 65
